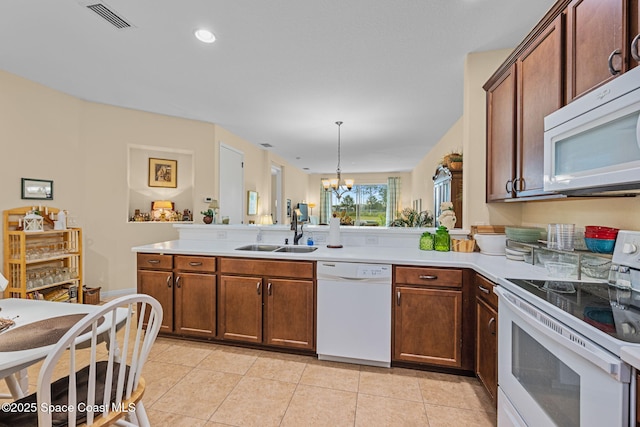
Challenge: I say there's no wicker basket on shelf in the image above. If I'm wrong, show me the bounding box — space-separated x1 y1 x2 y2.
83 287 101 305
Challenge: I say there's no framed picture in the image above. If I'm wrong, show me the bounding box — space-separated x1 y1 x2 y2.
247 191 258 215
21 178 53 200
148 158 177 188
286 199 291 217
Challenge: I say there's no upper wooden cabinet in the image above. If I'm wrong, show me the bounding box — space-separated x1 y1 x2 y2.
566 0 625 101
484 0 638 202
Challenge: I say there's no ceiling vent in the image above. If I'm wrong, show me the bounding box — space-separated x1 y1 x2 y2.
260 143 273 148
84 2 133 29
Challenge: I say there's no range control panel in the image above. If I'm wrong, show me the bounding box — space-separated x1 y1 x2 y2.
612 230 640 269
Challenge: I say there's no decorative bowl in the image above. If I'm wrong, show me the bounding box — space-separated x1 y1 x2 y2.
584 237 615 254
580 258 612 279
473 234 506 256
545 261 577 278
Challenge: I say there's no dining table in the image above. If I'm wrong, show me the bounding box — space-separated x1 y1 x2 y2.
0 298 128 400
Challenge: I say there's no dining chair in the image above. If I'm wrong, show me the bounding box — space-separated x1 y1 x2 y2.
0 294 162 427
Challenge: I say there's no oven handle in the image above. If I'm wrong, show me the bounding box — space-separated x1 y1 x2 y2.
495 286 630 383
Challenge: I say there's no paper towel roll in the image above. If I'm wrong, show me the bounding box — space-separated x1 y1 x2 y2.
328 217 342 248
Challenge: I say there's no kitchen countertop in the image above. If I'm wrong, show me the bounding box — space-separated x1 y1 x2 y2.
132 238 564 285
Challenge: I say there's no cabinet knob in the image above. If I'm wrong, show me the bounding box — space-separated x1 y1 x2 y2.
607 49 622 75
632 34 640 62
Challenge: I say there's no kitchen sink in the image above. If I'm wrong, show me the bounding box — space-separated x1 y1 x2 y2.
274 246 318 253
235 244 281 252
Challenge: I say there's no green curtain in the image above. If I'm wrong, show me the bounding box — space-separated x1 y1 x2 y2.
385 177 401 226
319 181 332 225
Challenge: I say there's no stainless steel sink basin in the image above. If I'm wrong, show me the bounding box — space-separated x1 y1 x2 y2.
235 244 281 252
274 246 318 253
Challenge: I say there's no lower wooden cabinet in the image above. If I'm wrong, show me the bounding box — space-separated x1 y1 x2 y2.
475 274 498 405
393 266 466 369
137 253 216 338
218 258 315 351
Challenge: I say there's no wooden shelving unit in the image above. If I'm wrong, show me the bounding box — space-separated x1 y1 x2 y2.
3 207 83 303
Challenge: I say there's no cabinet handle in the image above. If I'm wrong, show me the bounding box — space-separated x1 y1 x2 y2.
188 262 203 266
166 275 172 288
478 285 490 294
175 276 181 288
488 317 496 335
397 291 401 306
608 49 622 75
513 177 524 192
419 275 437 280
505 180 513 194
268 282 272 296
632 34 640 62
147 259 160 264
256 282 261 295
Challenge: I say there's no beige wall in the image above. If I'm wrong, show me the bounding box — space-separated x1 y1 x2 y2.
0 70 309 294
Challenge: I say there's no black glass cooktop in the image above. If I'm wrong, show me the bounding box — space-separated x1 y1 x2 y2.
506 279 640 343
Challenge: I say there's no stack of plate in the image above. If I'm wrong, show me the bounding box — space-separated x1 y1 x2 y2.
505 247 530 261
505 227 546 243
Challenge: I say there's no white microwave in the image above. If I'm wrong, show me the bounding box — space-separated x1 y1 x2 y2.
544 66 640 195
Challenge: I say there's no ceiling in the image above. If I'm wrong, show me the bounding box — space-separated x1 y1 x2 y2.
0 0 555 174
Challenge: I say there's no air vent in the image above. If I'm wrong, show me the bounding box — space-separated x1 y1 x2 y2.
85 2 132 29
260 143 273 148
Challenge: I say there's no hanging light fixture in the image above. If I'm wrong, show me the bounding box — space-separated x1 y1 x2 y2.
322 121 354 200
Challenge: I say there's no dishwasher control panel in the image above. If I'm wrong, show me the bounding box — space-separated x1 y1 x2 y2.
317 262 392 282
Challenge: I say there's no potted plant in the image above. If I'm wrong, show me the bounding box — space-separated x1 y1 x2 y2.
200 209 214 224
448 153 463 170
390 208 434 227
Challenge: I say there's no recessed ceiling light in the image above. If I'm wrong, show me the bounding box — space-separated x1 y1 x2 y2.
194 29 216 44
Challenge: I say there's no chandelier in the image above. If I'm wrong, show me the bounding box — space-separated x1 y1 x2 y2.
322 121 354 200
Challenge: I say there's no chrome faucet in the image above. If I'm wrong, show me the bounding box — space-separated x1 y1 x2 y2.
291 210 304 245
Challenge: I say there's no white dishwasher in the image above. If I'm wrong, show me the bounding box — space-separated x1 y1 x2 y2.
317 261 392 367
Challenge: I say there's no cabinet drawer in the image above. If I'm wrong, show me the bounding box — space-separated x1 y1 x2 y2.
174 255 216 273
220 258 314 279
137 253 173 270
395 266 461 288
476 274 498 309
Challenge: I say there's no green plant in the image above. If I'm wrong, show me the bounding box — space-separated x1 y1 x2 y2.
449 153 463 162
200 209 214 217
390 208 434 227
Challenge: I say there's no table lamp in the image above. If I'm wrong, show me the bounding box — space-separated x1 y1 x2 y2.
152 200 173 221
260 214 273 225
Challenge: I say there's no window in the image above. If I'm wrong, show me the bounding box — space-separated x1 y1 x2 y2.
329 184 387 225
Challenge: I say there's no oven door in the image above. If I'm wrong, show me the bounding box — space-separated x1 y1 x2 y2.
496 287 630 427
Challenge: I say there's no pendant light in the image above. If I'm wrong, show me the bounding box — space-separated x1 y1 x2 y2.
322 121 354 200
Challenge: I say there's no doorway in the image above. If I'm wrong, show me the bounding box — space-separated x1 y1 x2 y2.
270 165 282 224
219 144 244 224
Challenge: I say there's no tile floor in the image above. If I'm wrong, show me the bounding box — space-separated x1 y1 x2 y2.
138 337 497 426
1 330 496 427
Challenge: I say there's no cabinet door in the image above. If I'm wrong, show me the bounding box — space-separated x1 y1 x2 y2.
137 270 173 333
486 64 517 201
566 0 625 101
174 272 216 338
631 0 640 69
476 297 498 405
265 279 315 351
393 286 462 367
218 275 263 343
516 15 563 198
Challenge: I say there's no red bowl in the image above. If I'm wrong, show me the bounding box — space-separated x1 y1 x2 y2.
585 232 618 239
585 226 619 234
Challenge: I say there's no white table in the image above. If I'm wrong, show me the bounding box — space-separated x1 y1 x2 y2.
0 298 127 399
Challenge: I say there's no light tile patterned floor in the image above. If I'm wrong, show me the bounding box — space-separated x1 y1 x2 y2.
1 334 496 426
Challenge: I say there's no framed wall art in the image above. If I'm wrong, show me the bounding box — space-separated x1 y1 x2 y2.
21 178 53 200
148 158 177 188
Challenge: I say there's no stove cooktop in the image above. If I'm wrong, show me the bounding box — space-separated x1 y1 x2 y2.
506 279 640 344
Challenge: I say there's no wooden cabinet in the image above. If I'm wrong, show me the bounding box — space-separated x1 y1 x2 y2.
486 64 517 202
137 253 216 338
3 207 83 303
218 258 315 351
475 274 498 406
566 0 625 101
632 0 640 69
515 15 564 198
393 267 464 368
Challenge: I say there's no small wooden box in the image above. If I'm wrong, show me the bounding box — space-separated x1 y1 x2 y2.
83 287 101 305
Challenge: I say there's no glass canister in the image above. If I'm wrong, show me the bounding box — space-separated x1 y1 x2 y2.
434 226 450 251
419 232 434 251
